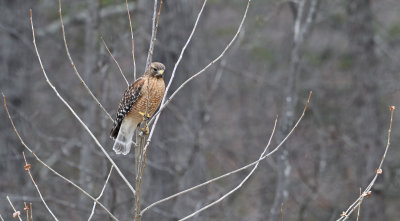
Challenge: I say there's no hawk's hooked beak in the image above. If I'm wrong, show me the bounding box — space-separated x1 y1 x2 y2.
155 69 164 77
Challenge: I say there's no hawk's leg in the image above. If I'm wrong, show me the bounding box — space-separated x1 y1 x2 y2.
138 111 151 135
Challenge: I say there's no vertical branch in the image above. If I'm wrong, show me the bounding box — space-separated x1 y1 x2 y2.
125 0 137 80
356 188 362 221
22 152 59 221
145 0 163 69
269 1 319 220
134 2 163 220
24 202 28 221
30 203 33 221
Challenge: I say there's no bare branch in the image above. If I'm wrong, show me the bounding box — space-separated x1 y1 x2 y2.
125 0 137 80
88 166 114 221
355 188 362 221
178 117 278 221
145 0 163 69
30 8 136 196
6 196 23 221
337 106 395 221
30 203 33 221
160 0 207 112
141 92 312 214
0 214 4 221
101 36 129 86
3 93 118 221
22 152 58 221
144 0 252 156
58 0 113 122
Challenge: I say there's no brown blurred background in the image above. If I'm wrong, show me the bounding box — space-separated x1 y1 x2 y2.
1 0 400 220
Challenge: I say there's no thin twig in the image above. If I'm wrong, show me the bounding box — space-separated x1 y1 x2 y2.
160 0 207 113
355 188 362 221
30 9 136 196
58 0 113 122
22 152 59 221
337 106 395 221
144 0 252 156
30 203 33 221
6 196 23 221
3 93 119 221
134 2 163 219
141 91 312 215
101 36 129 86
88 166 114 221
125 0 136 80
145 0 159 69
0 214 4 221
24 202 28 221
178 116 278 221
280 203 284 221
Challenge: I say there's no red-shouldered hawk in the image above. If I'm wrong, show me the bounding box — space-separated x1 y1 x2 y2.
110 62 166 155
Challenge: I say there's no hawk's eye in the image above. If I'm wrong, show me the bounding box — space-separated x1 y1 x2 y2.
153 68 157 72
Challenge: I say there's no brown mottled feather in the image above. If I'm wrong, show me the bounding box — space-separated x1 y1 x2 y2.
110 77 145 139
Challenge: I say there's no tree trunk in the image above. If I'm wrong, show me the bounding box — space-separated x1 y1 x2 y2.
79 0 101 208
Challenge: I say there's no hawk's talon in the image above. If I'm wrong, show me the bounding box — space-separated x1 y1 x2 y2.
138 111 151 121
141 123 149 135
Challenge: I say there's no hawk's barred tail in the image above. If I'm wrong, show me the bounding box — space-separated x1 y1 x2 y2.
112 120 136 155
113 129 134 155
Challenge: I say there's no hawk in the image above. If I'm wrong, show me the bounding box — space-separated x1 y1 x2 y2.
110 62 166 155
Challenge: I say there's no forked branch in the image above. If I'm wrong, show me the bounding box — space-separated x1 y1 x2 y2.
30 9 135 196
178 117 278 221
58 0 113 122
141 91 312 215
22 152 59 221
3 94 118 221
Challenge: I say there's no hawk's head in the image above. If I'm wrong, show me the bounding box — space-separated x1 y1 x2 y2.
149 62 165 78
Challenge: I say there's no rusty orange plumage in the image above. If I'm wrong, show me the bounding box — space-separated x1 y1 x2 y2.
110 62 166 155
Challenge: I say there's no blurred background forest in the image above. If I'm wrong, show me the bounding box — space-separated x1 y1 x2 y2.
1 0 400 220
